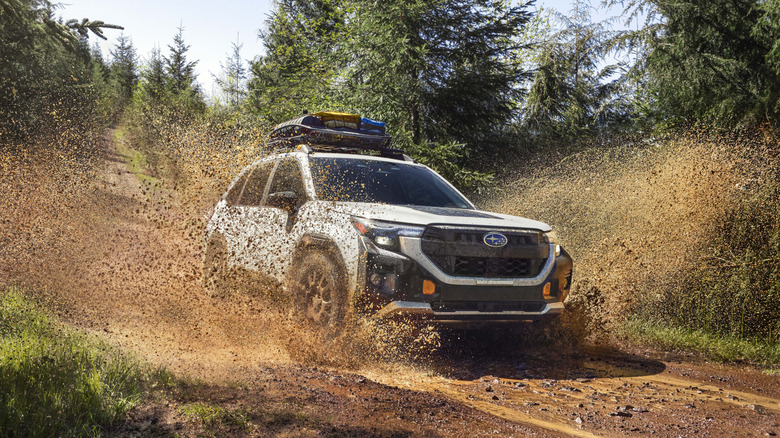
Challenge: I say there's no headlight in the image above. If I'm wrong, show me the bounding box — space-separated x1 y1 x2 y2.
541 231 561 256
541 230 558 244
351 217 424 250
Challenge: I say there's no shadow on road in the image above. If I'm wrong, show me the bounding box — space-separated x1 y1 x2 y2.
430 327 666 382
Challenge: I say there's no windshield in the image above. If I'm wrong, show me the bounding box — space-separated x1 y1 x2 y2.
309 156 473 208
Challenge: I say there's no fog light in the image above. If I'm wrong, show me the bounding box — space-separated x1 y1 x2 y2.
543 282 552 297
369 272 383 286
374 235 396 248
423 279 435 295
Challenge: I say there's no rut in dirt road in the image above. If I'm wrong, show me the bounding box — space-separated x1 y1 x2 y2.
367 345 780 437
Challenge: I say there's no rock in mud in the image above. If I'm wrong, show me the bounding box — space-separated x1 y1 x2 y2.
610 411 633 418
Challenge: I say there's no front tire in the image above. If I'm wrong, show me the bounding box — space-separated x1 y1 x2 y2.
287 250 350 338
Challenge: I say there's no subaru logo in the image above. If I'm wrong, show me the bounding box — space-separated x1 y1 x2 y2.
483 232 508 248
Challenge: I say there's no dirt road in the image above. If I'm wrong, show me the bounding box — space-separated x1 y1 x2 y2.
1 134 778 436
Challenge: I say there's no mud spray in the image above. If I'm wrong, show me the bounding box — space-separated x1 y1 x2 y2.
1 124 776 382
482 131 778 343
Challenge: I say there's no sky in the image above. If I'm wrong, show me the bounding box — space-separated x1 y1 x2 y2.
59 0 628 100
60 0 274 99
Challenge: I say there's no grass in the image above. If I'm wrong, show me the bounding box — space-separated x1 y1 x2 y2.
178 401 250 431
621 317 780 367
176 394 319 435
113 127 160 187
0 287 160 437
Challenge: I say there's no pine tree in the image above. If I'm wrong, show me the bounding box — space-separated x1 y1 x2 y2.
165 25 198 95
90 43 109 82
248 0 530 187
608 0 780 129
109 33 138 107
0 0 122 141
214 37 247 107
247 0 345 120
88 42 113 121
339 0 532 155
139 46 167 102
163 25 204 113
524 1 632 138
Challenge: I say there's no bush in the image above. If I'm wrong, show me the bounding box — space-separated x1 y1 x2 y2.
658 177 780 342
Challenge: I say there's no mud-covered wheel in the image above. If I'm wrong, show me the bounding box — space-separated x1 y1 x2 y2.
288 250 349 338
202 233 230 298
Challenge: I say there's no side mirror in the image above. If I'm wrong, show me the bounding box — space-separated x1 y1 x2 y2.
266 191 298 214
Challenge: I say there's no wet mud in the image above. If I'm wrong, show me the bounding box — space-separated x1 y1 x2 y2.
1 133 778 436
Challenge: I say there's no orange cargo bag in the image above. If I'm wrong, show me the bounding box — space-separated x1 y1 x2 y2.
312 111 361 130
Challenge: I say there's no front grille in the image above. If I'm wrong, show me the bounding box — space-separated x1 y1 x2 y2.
450 256 536 277
421 226 549 278
432 301 547 313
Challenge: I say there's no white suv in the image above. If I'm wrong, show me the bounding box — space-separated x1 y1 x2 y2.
203 113 572 334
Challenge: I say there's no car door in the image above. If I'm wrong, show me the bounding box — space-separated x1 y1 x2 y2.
210 165 253 268
257 156 310 282
231 159 277 271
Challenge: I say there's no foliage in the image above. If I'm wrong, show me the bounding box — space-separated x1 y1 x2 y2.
654 165 780 342
124 27 208 174
337 0 532 155
109 34 138 107
409 141 495 191
609 0 780 130
162 26 206 114
622 317 780 366
136 46 167 103
214 38 248 107
0 0 121 49
524 1 635 139
0 0 122 144
131 28 206 118
248 0 531 189
0 287 153 437
247 0 345 121
88 43 115 123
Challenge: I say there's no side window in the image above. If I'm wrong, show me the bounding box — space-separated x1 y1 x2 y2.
224 169 252 206
267 158 307 209
237 161 275 206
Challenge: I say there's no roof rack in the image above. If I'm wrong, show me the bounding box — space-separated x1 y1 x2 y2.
267 112 413 162
294 143 414 162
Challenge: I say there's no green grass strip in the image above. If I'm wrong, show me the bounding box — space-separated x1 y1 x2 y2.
113 128 160 187
0 287 155 437
621 317 780 367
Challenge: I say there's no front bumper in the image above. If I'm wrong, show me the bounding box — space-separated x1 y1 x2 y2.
357 235 573 324
374 300 564 324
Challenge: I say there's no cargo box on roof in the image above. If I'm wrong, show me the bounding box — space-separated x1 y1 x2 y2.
267 112 393 151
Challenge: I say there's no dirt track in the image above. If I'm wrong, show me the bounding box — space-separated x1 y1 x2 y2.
2 134 779 436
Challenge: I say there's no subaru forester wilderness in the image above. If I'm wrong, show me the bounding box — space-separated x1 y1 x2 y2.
203 112 572 334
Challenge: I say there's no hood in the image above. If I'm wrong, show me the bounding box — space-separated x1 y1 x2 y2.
314 202 552 232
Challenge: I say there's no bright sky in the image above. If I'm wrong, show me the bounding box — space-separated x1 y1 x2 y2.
59 0 627 100
60 0 274 100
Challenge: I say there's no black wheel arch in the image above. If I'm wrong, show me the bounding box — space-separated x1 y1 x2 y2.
291 233 348 270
